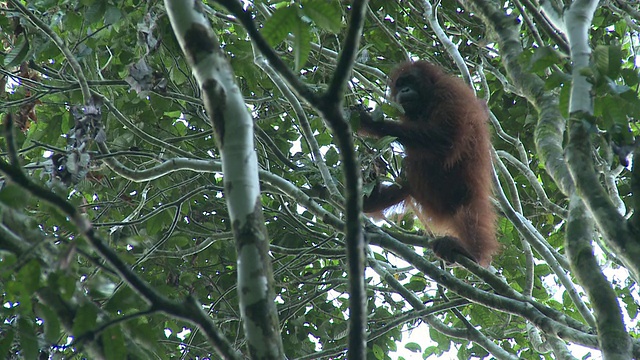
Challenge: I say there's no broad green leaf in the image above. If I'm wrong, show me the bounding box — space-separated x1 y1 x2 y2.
4 37 29 67
404 342 422 352
103 325 127 360
292 18 311 71
0 184 28 207
0 329 14 357
18 317 38 360
37 305 61 344
302 0 343 33
372 343 384 359
262 6 299 46
594 44 622 78
72 304 98 336
17 260 41 294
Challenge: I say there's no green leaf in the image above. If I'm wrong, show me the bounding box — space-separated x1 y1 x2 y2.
325 147 339 167
594 44 622 78
104 6 123 25
315 132 332 146
105 286 140 312
529 46 561 73
146 210 172 235
423 345 437 357
174 120 187 136
0 328 14 357
72 304 98 336
372 343 384 359
17 260 41 294
47 270 77 301
404 341 422 352
302 0 343 33
622 290 639 319
85 1 107 24
37 305 61 344
0 184 28 207
405 275 427 291
262 6 299 46
18 317 38 360
292 18 311 70
620 68 639 87
4 37 29 67
103 325 127 360
387 338 397 351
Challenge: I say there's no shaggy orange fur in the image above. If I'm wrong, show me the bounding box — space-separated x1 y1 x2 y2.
359 61 499 267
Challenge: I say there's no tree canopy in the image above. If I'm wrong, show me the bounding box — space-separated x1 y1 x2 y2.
1 0 640 359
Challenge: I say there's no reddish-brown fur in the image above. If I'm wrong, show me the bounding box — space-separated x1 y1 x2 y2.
359 61 499 267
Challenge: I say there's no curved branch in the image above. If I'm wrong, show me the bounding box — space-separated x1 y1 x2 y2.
461 0 574 195
369 229 600 349
0 157 242 360
368 251 518 360
8 0 91 102
497 150 568 218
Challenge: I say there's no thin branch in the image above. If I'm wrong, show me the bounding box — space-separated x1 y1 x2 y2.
214 0 319 104
0 158 242 360
422 0 472 86
368 251 518 360
491 160 596 327
253 55 341 198
461 0 574 195
324 0 369 104
497 150 568 218
8 0 91 102
368 229 601 350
